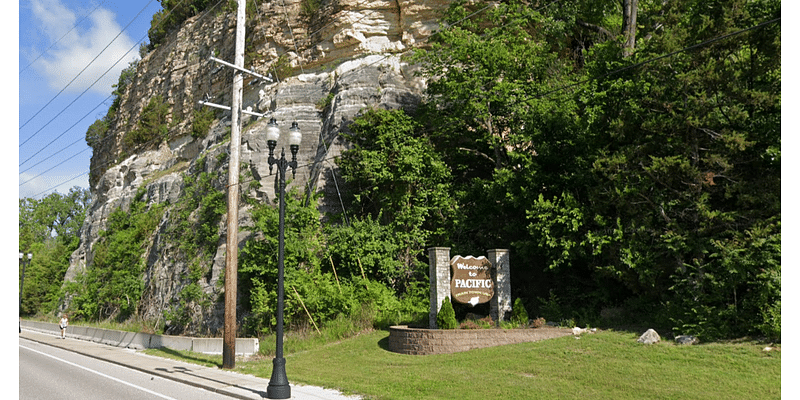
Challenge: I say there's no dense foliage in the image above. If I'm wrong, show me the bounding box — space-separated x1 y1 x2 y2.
26 0 779 342
65 189 165 322
147 0 216 51
19 187 91 316
239 189 428 335
398 0 779 340
336 109 456 293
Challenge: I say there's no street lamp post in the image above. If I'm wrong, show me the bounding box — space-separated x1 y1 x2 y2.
19 252 32 331
265 118 301 400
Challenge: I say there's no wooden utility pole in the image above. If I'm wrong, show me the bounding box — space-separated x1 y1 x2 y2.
223 0 247 370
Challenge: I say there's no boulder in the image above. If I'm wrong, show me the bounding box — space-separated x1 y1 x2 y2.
675 335 698 345
637 329 661 344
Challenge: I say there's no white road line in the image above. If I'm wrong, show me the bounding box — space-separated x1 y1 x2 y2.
20 344 177 400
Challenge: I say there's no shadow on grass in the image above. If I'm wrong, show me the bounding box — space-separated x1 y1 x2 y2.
377 335 391 351
153 346 223 368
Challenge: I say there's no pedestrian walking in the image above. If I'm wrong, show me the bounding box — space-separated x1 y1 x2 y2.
59 314 68 339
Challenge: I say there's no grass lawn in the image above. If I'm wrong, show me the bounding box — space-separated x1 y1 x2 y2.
148 329 781 400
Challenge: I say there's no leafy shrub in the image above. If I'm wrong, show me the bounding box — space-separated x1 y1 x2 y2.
511 298 529 326
147 0 215 51
325 216 406 291
759 300 780 342
85 118 109 150
192 106 216 139
124 95 171 148
300 0 322 19
85 61 137 152
537 290 564 322
316 92 335 111
436 297 457 329
239 188 429 336
65 190 165 321
459 320 481 329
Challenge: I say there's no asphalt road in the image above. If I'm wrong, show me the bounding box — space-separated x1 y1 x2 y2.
19 337 236 400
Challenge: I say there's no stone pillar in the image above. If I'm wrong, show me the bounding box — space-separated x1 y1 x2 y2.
489 249 511 322
428 247 451 329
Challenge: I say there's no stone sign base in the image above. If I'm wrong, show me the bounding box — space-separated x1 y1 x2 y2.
387 325 573 355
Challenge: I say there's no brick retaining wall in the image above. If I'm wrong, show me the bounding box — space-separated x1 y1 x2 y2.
388 325 573 355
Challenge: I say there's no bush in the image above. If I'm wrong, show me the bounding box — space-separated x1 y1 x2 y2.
511 298 529 326
124 95 171 148
436 297 457 329
65 192 165 322
192 106 216 138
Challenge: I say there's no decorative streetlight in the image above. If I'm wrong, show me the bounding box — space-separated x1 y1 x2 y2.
19 252 32 321
265 117 301 400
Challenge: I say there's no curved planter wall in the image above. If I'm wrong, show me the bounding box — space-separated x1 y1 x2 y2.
388 325 573 355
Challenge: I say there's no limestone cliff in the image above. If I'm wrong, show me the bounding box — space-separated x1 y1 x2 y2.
65 0 451 334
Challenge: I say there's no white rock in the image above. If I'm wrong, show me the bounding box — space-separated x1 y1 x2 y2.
637 329 661 344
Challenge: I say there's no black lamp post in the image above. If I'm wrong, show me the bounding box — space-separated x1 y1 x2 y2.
19 252 32 313
19 252 32 333
265 118 301 400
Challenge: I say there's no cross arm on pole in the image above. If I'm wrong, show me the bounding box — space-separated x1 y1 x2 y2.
209 55 273 83
197 100 270 119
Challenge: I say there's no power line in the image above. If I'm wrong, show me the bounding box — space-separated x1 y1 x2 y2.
21 0 225 170
19 0 157 138
19 0 201 193
19 1 107 75
19 95 112 174
19 92 115 167
19 148 91 188
28 171 92 199
21 1 253 198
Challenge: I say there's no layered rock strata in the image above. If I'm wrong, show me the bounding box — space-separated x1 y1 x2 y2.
66 0 451 334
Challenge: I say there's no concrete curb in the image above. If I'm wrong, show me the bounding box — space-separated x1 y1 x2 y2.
20 328 362 400
21 320 258 355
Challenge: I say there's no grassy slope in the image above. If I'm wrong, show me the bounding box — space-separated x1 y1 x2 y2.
227 330 780 400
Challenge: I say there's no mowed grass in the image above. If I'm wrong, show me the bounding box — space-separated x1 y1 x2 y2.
223 329 780 400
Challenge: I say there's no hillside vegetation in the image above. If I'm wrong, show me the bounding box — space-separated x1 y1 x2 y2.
19 0 780 342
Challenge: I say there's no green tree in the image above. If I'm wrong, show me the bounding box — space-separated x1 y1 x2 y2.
411 0 779 338
239 188 429 334
324 215 406 290
147 0 215 50
19 187 91 316
411 0 607 308
124 95 171 148
239 188 327 331
337 108 455 292
436 297 457 329
566 0 781 338
66 190 164 321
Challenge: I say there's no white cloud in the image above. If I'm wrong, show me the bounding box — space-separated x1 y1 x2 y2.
30 0 139 96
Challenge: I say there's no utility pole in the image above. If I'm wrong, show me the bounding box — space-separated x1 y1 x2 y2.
222 0 247 370
198 0 273 370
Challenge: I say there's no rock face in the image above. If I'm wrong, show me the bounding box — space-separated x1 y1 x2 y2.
65 0 452 334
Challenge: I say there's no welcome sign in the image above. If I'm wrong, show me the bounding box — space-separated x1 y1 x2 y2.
450 255 494 306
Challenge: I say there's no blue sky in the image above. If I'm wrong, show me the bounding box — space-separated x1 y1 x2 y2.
18 0 163 199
